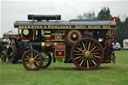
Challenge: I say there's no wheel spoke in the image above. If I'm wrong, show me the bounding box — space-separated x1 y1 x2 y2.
82 42 86 51
92 56 97 61
91 59 96 65
88 42 91 51
35 57 40 61
34 54 39 59
77 56 84 62
87 59 89 68
25 60 30 64
31 52 33 58
93 55 101 58
75 53 83 56
92 48 100 52
34 62 40 66
80 59 84 66
26 55 30 59
35 57 40 62
90 54 93 58
75 56 81 60
90 46 96 52
77 47 83 52
91 53 99 55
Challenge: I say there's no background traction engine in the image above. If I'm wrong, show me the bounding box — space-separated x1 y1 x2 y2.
0 32 18 62
13 14 116 71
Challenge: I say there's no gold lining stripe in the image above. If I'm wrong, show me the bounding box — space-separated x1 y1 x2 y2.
16 25 116 29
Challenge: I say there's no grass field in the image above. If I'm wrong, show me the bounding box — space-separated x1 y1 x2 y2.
0 50 128 85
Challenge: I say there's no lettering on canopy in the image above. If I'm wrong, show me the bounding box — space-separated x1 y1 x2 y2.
16 25 115 29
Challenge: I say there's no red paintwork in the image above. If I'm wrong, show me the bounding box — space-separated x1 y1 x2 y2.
110 17 118 23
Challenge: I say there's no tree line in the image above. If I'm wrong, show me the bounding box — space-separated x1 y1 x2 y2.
77 7 128 46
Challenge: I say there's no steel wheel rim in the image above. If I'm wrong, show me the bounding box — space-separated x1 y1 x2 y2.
23 50 42 71
72 38 104 70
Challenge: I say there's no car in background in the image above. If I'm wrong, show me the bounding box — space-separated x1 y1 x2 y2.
112 42 121 50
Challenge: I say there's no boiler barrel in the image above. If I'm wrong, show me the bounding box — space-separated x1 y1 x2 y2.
29 42 55 51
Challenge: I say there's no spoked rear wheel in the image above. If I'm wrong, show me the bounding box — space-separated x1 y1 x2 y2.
41 52 52 68
72 38 104 70
22 49 42 71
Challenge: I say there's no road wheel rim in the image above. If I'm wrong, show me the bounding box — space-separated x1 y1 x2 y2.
23 50 42 71
72 38 104 70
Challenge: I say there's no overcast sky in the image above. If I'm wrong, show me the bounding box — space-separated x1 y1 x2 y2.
0 0 128 37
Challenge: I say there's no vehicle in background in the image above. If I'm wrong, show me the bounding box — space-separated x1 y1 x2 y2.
112 42 121 50
0 31 18 62
3 31 18 39
123 39 128 49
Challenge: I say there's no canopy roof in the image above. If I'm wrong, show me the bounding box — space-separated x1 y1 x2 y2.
14 20 116 29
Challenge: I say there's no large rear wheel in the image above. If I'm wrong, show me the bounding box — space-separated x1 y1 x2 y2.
22 49 42 71
72 38 104 70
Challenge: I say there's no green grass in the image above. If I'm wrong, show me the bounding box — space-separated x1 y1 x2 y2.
0 50 128 85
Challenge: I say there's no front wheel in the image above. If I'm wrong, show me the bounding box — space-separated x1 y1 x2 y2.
41 52 52 68
7 45 18 63
1 51 6 62
0 43 4 53
72 38 104 70
22 49 42 71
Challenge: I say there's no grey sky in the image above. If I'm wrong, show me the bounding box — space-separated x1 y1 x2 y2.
0 0 128 37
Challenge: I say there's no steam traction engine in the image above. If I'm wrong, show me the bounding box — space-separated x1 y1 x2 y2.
0 31 18 62
12 15 116 71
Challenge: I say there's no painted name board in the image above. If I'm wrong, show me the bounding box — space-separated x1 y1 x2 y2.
16 25 116 29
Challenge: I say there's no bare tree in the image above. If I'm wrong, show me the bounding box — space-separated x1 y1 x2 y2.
77 11 96 19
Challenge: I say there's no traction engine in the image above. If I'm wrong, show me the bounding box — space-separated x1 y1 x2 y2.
6 14 116 71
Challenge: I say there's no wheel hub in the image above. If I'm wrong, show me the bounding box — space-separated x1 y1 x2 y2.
84 51 91 57
72 34 77 38
29 58 35 63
